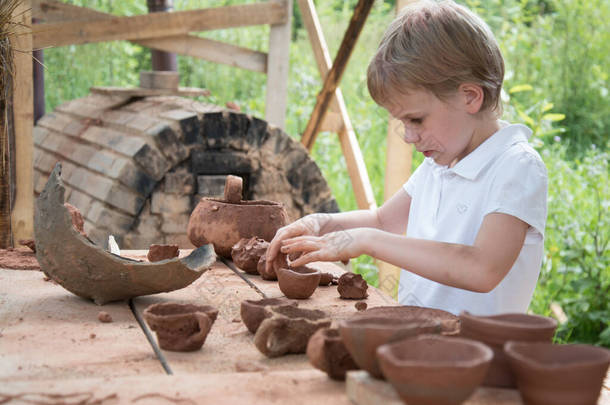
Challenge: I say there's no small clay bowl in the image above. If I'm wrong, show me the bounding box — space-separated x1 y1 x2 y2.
459 311 557 387
240 297 297 334
377 335 493 405
306 327 359 380
143 303 218 352
338 316 442 378
276 266 321 299
354 305 460 335
504 341 610 405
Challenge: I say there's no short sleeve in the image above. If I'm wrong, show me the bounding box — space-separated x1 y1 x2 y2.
484 147 548 238
403 160 427 198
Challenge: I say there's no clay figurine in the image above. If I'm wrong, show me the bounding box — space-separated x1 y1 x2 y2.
276 265 321 299
240 298 297 334
147 244 179 262
377 335 493 405
306 327 359 380
254 305 331 358
143 302 218 352
187 175 287 258
231 237 269 274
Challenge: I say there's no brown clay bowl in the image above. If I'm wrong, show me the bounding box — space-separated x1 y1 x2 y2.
504 341 610 405
354 305 460 335
306 327 359 380
276 266 321 299
377 335 493 405
143 302 218 352
240 297 297 334
338 316 442 378
459 311 557 387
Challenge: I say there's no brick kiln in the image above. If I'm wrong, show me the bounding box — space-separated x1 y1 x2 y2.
33 93 338 249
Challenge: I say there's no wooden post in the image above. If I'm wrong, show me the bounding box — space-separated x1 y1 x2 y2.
10 0 34 245
376 0 416 299
265 0 292 129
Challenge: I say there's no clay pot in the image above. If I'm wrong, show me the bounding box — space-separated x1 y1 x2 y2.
504 341 610 405
459 311 557 388
276 265 321 299
240 298 297 334
231 237 269 274
338 316 442 378
306 327 359 380
143 303 218 352
147 244 179 262
254 305 331 358
377 335 493 405
354 305 460 335
187 176 287 258
337 272 369 299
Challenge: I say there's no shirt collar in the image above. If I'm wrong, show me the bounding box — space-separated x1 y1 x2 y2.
436 122 532 180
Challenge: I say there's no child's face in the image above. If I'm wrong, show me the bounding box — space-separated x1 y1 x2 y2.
384 88 479 167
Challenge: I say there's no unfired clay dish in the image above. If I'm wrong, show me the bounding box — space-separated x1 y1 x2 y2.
240 297 297 334
276 265 321 299
306 327 359 380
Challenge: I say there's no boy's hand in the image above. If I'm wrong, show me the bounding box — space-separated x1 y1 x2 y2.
265 215 324 273
279 228 364 267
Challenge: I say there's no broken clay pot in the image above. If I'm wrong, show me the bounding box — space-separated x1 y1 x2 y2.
34 164 215 305
254 305 331 358
377 335 493 405
240 297 297 334
306 327 359 380
337 272 368 299
276 265 321 299
354 305 460 336
187 176 287 258
143 302 218 352
231 237 269 274
338 315 442 378
147 244 179 262
459 311 557 388
504 341 610 405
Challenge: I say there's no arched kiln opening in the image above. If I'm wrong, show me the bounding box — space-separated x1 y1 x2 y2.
33 93 338 248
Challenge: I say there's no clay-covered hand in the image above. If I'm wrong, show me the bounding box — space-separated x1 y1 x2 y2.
280 228 364 267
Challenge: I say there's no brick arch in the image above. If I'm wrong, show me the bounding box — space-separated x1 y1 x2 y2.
33 93 338 248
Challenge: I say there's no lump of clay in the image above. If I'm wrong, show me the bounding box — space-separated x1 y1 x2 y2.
319 272 334 286
254 305 331 358
257 253 276 280
231 237 268 274
18 239 36 253
338 272 368 299
240 297 297 334
306 327 359 380
147 244 179 262
276 265 321 299
143 302 218 352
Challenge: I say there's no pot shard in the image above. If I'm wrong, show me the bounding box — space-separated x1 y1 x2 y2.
240 298 298 334
34 163 216 305
338 315 442 379
231 237 269 274
504 341 610 405
254 305 331 358
306 327 359 380
143 302 218 352
377 335 493 405
276 266 321 299
459 311 557 388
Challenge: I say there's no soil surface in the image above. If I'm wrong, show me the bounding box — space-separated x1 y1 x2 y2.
0 248 40 270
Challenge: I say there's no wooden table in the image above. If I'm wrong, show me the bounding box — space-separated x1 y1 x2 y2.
1 251 608 404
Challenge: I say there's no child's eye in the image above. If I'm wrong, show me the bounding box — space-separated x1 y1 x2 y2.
410 118 422 125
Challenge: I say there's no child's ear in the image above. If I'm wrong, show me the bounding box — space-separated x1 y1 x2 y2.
459 83 484 114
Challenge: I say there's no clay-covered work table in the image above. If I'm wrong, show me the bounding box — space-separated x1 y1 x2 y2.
1 250 609 405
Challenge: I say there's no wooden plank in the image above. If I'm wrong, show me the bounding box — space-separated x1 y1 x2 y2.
0 269 165 381
346 370 525 405
33 2 289 49
298 0 376 210
300 0 375 151
90 86 211 98
32 0 108 23
10 0 34 244
264 0 292 129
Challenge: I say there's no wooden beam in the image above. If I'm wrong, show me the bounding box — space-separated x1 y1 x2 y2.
10 0 34 244
300 0 375 151
265 0 292 129
33 1 288 49
90 86 211 98
298 0 376 210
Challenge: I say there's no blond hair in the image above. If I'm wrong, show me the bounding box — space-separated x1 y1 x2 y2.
367 0 504 113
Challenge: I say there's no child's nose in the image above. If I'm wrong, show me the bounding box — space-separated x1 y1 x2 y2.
402 125 420 144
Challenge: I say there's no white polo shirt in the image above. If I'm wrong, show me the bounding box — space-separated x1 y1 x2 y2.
398 122 548 315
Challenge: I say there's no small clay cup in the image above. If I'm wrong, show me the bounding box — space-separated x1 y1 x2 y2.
276 265 321 299
143 303 218 352
338 316 442 378
377 335 493 405
504 341 610 405
240 297 297 334
306 327 359 380
354 305 460 336
254 305 331 357
231 237 269 274
459 311 557 388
